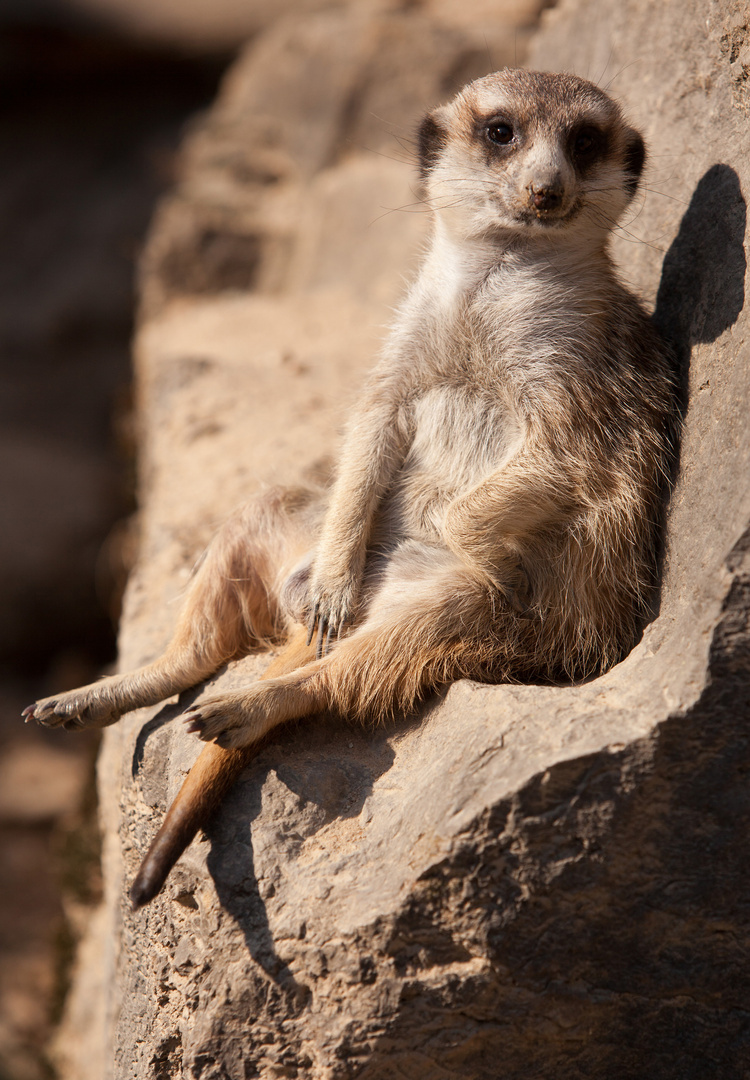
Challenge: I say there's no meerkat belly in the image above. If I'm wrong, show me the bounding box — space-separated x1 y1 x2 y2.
388 385 521 540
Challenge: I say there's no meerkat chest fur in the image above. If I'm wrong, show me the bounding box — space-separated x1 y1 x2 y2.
386 235 629 542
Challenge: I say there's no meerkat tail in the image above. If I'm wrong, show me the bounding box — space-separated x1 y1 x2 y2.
129 741 249 908
130 628 315 909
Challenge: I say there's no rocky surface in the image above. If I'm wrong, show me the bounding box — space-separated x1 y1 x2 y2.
55 1 749 1078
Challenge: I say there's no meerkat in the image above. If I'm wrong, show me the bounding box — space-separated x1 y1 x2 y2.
24 69 678 908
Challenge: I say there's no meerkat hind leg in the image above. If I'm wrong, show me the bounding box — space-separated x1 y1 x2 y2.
185 546 499 749
25 493 315 730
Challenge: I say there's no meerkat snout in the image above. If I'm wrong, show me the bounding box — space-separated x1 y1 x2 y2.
516 133 574 217
522 155 571 216
529 182 563 213
517 144 576 222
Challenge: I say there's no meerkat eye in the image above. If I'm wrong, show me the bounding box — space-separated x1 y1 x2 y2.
486 122 514 146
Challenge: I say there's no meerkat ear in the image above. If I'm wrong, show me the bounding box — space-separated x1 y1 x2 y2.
417 109 449 184
623 129 647 198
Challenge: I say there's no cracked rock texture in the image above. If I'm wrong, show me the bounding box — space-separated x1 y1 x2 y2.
55 1 750 1078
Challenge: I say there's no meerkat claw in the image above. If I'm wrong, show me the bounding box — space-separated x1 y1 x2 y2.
183 711 204 734
315 617 329 659
33 701 60 726
306 604 320 647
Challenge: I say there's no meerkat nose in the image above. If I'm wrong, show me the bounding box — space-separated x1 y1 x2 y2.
529 183 563 212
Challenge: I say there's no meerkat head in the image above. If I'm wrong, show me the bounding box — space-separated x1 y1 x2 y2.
418 69 646 245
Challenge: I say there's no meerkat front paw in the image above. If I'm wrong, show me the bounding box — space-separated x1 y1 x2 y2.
22 687 123 730
306 572 360 658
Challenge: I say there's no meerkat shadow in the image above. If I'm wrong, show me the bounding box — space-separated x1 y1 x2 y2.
130 680 220 779
203 709 406 979
648 164 745 615
652 163 746 390
204 766 308 1002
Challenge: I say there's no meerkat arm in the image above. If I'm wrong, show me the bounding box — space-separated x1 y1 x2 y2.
307 377 413 655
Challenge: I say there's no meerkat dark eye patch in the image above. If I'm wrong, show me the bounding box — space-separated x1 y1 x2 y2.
571 124 606 163
418 112 448 182
622 130 647 195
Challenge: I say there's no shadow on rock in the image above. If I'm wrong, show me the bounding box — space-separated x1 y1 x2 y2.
130 696 201 779
653 163 746 375
203 710 403 992
355 527 750 1079
649 165 746 611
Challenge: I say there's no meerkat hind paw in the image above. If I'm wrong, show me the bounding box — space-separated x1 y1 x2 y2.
182 699 239 743
23 692 121 730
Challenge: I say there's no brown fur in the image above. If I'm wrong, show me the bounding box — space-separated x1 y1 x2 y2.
25 70 678 906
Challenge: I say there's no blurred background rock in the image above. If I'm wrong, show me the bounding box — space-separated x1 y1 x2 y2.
0 2 548 1077
1 6 226 1078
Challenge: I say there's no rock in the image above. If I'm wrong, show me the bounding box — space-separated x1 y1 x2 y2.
64 0 539 55
138 8 523 317
54 0 368 52
54 1 750 1078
